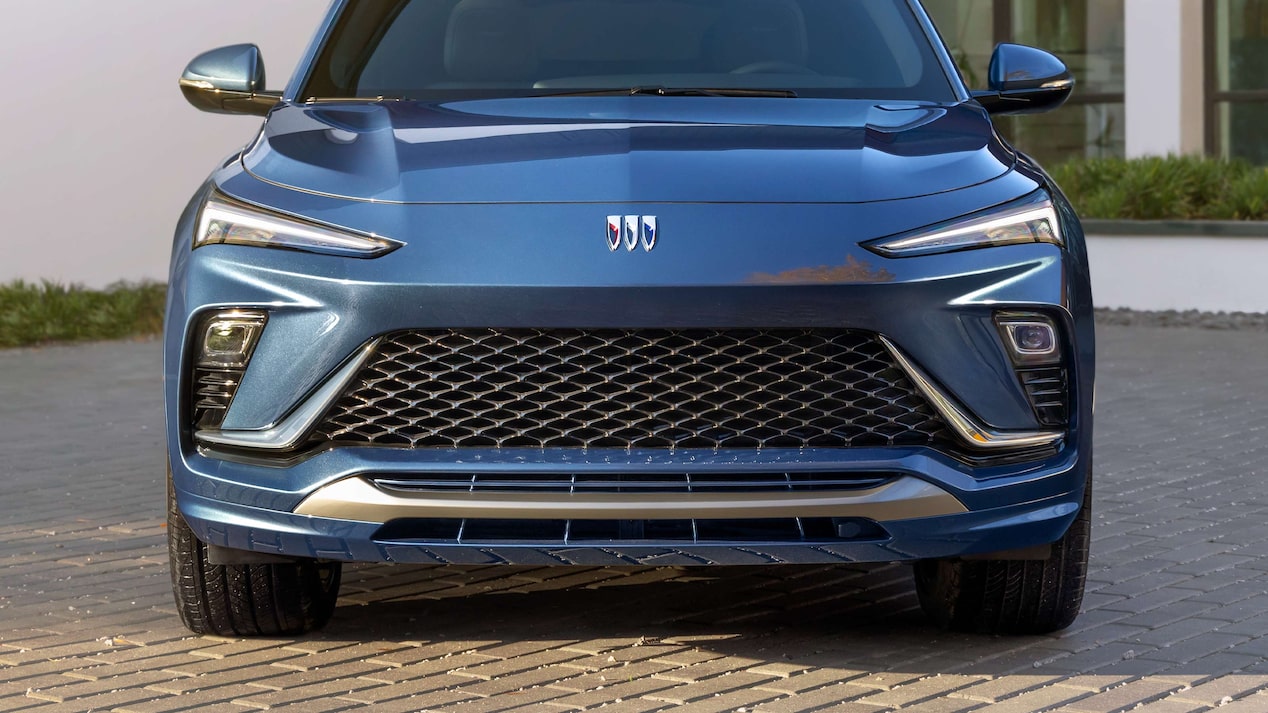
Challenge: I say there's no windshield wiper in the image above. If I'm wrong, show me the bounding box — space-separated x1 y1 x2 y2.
634 86 798 98
538 85 798 98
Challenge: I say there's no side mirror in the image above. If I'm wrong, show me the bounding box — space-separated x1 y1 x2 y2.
179 44 281 117
972 43 1075 116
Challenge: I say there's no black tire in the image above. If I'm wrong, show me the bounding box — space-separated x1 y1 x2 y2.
914 480 1090 635
168 474 342 636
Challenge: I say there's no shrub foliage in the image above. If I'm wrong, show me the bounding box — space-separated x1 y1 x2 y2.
0 281 165 349
1050 155 1268 221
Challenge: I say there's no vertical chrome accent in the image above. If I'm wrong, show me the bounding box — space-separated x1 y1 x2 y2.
195 339 380 451
879 337 1065 452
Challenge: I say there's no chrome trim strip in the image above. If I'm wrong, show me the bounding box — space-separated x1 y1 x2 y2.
879 337 1065 451
293 475 967 523
195 340 378 451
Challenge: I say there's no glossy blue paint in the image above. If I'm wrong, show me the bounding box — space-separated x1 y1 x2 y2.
976 44 1076 116
242 100 1014 204
166 0 1095 566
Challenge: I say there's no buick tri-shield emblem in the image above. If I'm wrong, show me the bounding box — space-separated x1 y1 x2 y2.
608 216 658 252
641 217 658 250
606 217 621 251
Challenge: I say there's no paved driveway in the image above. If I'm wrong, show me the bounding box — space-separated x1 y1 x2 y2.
2 324 1267 712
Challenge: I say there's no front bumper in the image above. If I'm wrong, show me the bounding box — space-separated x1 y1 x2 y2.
165 170 1094 566
172 441 1086 565
179 496 1083 567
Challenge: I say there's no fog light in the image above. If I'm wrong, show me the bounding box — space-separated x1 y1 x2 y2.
995 314 1069 427
193 310 266 430
998 317 1059 365
199 312 266 369
1009 323 1055 354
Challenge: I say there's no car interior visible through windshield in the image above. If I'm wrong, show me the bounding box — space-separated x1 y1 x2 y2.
301 0 956 101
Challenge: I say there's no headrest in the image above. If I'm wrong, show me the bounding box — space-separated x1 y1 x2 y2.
707 0 809 72
445 0 538 82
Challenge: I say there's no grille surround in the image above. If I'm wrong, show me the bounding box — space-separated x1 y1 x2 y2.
311 328 955 452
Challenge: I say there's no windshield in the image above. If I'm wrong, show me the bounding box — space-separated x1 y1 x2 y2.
301 0 956 102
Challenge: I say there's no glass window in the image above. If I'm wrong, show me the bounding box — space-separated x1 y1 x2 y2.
924 0 1125 166
923 0 995 87
1209 0 1268 163
1003 0 1125 165
303 0 956 102
1010 0 1124 96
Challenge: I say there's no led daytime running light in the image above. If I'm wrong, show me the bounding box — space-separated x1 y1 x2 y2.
195 193 401 258
867 197 1062 258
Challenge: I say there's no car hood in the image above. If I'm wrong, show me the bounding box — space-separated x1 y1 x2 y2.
242 97 1014 204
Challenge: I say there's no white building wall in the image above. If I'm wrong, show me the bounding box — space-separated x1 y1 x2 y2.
1087 235 1268 313
1124 0 1204 158
0 1 327 288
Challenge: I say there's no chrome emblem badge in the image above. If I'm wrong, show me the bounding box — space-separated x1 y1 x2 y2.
606 216 622 252
608 216 658 252
640 216 657 251
623 216 640 252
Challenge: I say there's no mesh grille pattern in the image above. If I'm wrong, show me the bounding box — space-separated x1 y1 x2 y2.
311 329 953 450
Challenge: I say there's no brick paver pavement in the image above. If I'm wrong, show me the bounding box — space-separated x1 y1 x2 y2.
1 324 1267 712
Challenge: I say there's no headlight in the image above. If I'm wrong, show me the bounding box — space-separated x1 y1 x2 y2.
865 192 1062 258
195 191 402 258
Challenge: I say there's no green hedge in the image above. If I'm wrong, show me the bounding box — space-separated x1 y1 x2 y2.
0 281 165 349
1050 155 1268 221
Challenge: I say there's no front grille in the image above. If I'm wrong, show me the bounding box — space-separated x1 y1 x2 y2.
369 471 894 494
311 328 954 451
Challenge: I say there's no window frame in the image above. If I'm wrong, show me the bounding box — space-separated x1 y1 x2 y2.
1203 0 1268 158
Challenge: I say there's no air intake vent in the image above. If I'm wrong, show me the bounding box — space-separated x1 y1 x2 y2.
1019 367 1068 427
193 368 244 429
369 471 895 494
372 516 891 545
310 328 956 451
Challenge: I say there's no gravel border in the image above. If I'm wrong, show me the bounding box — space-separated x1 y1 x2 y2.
1096 308 1268 330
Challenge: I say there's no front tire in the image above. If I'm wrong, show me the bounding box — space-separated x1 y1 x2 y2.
913 480 1090 635
167 474 342 636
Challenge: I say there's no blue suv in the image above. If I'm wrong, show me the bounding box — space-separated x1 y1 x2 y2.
167 0 1094 636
